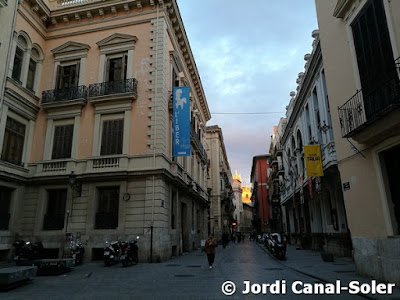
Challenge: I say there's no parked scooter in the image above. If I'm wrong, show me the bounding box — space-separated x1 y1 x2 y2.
267 233 286 260
119 236 139 267
103 240 120 266
13 240 44 265
64 241 85 265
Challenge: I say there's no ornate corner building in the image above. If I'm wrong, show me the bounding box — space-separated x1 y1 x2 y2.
0 0 211 262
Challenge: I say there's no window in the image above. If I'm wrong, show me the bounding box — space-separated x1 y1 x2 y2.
100 119 123 155
26 58 37 91
52 125 74 159
56 63 80 90
43 189 67 230
351 0 397 117
1 117 26 166
0 188 12 230
106 56 127 82
313 88 322 143
12 47 23 82
96 187 119 229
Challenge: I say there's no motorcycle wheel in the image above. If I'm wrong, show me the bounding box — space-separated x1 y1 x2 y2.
133 253 138 264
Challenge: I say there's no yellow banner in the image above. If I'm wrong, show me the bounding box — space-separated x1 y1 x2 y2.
304 145 324 177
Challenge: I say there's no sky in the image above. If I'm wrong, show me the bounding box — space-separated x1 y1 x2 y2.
176 1 319 184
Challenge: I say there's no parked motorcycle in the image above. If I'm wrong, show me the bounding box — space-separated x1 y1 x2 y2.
103 240 120 266
267 233 286 260
119 236 139 267
64 241 85 265
13 240 44 265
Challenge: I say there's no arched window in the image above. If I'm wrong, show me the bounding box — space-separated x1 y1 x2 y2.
297 130 305 176
11 35 28 82
10 32 43 94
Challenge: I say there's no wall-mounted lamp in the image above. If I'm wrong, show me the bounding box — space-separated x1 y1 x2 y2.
309 137 318 145
320 121 331 133
68 171 81 197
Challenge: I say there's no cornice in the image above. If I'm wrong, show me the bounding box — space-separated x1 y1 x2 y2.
333 0 355 18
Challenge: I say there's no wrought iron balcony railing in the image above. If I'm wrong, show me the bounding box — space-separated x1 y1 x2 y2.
95 212 118 229
43 213 65 230
58 0 100 6
190 125 208 162
42 85 88 104
338 57 400 137
0 213 10 230
88 78 138 98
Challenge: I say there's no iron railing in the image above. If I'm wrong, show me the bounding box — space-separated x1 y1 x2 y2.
0 213 10 230
190 125 208 162
88 78 138 98
338 57 400 137
43 213 65 230
57 0 100 7
95 212 118 229
42 85 87 104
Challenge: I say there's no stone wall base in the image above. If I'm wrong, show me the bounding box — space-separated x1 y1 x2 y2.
353 237 400 285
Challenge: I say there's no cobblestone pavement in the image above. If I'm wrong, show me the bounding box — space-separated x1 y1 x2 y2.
1 241 398 299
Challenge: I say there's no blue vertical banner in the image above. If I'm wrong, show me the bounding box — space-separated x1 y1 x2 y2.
173 86 191 157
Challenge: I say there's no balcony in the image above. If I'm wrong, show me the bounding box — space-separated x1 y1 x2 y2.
278 163 284 175
43 213 65 230
57 0 101 7
190 125 208 162
41 85 87 110
0 213 10 230
276 147 283 156
95 212 118 229
338 58 400 139
88 78 138 105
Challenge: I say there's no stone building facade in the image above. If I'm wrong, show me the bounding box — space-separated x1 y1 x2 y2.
0 0 210 262
205 125 234 240
278 30 351 256
316 0 400 283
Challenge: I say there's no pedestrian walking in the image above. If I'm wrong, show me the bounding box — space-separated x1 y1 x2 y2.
205 234 217 269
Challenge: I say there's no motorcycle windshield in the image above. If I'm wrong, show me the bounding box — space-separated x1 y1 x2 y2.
276 234 282 244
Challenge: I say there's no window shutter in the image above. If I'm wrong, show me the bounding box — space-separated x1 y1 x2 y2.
123 55 128 80
105 58 110 82
74 62 80 87
100 120 109 155
56 65 63 89
100 119 123 155
52 125 73 159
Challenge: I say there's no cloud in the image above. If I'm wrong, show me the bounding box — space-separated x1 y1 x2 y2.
177 0 318 179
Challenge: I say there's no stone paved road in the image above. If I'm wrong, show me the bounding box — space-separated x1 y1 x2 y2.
0 242 390 300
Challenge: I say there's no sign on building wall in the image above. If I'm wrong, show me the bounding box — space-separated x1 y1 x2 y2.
173 86 191 157
304 145 324 177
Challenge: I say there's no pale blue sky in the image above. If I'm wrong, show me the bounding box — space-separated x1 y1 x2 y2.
176 1 319 182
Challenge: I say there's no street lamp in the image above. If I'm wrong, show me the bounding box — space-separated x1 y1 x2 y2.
68 171 81 197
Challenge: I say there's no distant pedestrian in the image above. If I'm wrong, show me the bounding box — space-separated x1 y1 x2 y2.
222 232 229 248
205 234 217 269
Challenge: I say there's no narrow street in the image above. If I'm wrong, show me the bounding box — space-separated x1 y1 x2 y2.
3 241 397 300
